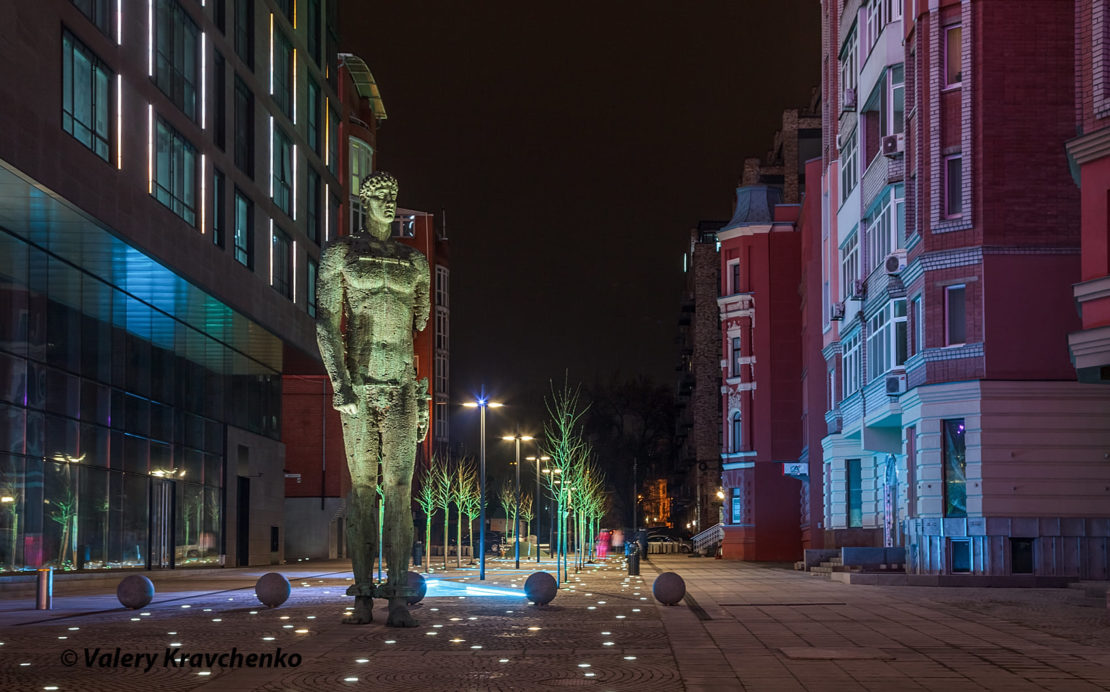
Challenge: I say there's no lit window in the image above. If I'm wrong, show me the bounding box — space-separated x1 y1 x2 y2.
234 188 253 267
942 419 966 518
154 0 200 120
153 117 197 225
944 25 962 88
62 31 112 161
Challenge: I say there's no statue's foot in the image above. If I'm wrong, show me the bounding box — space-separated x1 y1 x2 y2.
386 600 418 628
342 596 374 625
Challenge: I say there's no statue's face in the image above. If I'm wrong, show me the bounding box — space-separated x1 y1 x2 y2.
365 187 397 238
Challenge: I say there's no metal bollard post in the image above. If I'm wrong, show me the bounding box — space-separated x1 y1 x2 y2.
36 567 53 610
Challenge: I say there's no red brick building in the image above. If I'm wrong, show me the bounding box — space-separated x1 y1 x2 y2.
1067 0 1110 383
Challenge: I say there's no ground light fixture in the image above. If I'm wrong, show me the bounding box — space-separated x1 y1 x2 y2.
463 398 503 579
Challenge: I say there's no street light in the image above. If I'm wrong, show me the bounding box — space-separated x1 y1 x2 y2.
463 398 502 580
525 455 550 563
502 434 534 569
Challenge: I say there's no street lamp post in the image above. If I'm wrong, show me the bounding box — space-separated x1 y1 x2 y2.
526 455 550 563
502 434 534 570
464 398 502 580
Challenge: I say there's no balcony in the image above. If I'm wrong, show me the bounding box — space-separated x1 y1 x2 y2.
825 407 842 435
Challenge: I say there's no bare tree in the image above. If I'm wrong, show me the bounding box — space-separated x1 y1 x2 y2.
415 458 440 573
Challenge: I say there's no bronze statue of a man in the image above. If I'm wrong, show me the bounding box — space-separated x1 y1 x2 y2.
316 171 429 627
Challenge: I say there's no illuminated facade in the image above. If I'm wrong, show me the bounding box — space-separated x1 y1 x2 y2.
0 0 342 572
819 0 1110 578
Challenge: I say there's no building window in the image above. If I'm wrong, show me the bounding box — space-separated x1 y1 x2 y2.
350 137 374 195
271 226 291 298
841 130 858 201
730 487 743 524
272 29 293 119
887 64 905 136
212 167 225 248
842 330 862 396
71 0 111 35
307 0 321 64
840 29 857 111
730 411 742 453
436 266 449 308
865 185 904 274
306 257 317 317
213 51 226 150
306 167 320 245
234 75 254 177
729 261 741 294
840 231 858 301
944 25 962 88
847 459 862 528
153 117 197 226
306 79 320 153
234 0 254 69
154 0 200 121
328 192 339 242
327 105 338 176
866 300 907 380
62 30 111 162
233 188 252 267
912 295 923 354
942 419 966 518
731 337 742 378
945 284 966 345
1011 538 1034 574
274 0 293 21
944 154 963 217
272 124 292 216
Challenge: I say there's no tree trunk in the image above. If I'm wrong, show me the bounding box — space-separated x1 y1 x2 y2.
424 514 432 574
442 508 449 570
455 504 462 568
467 515 474 563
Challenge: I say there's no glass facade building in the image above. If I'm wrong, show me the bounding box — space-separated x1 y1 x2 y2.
0 213 281 573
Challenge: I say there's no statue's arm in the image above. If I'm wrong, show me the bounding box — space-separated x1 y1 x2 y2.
316 243 357 412
413 253 431 333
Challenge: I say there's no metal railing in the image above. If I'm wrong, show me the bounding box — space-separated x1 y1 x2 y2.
692 523 724 554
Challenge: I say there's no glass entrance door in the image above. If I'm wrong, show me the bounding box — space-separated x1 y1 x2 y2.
149 478 175 569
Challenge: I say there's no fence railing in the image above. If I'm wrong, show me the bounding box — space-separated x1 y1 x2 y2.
692 523 724 554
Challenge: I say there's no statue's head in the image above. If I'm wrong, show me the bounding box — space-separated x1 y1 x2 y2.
359 171 399 238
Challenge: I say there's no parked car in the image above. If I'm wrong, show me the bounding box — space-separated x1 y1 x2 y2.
646 534 692 553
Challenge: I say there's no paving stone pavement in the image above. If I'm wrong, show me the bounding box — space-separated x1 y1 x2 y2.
1 554 1109 690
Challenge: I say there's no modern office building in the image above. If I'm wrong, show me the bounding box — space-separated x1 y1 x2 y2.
0 0 353 571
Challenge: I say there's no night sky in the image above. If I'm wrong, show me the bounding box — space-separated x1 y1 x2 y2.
340 1 820 441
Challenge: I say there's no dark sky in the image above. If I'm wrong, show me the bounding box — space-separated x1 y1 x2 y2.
340 1 820 440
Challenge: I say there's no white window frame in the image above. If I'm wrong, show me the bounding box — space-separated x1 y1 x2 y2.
840 231 859 301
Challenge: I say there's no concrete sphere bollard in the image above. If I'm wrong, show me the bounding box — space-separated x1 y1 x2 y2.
524 571 558 606
255 572 291 608
652 572 686 606
406 571 427 605
117 575 155 609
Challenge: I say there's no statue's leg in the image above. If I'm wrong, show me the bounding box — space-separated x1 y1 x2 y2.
340 406 380 625
380 383 420 628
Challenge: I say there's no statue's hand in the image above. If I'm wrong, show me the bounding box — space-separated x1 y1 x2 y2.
333 386 359 416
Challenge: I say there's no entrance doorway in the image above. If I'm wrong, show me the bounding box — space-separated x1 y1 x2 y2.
149 478 175 569
236 476 250 566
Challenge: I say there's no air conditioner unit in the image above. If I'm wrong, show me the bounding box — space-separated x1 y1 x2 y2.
884 250 907 275
885 373 908 395
850 278 867 300
830 301 846 321
843 88 857 111
882 133 905 158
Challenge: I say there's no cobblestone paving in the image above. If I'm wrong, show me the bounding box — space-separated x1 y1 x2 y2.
4 556 1110 690
0 558 680 691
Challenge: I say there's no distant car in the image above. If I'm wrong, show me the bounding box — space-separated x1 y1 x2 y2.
647 535 692 553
